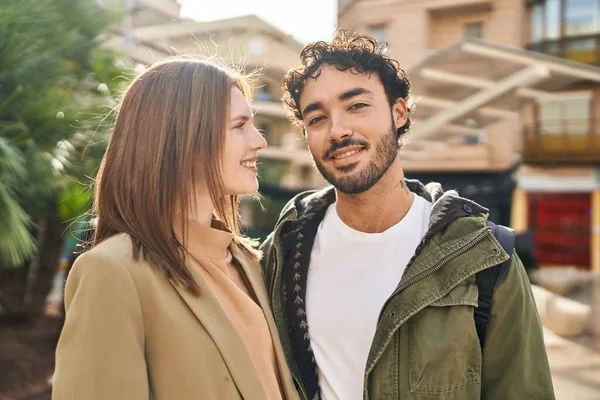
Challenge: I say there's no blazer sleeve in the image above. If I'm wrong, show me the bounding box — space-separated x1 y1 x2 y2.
52 250 149 400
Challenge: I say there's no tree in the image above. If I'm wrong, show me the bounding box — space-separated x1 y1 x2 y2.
0 0 128 316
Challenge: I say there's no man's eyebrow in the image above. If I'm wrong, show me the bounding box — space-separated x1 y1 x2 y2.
302 101 323 118
339 87 372 101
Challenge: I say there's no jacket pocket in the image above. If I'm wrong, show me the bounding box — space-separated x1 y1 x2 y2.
408 281 481 395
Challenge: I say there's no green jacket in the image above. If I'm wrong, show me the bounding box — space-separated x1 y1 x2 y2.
260 180 555 400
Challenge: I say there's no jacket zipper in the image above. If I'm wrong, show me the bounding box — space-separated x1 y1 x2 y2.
269 210 311 400
376 227 492 326
364 228 492 398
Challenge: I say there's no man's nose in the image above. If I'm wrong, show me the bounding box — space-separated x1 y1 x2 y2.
328 114 353 142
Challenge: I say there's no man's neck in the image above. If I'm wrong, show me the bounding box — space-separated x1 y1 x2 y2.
334 163 414 233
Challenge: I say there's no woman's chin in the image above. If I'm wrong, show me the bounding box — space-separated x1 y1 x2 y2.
225 180 259 196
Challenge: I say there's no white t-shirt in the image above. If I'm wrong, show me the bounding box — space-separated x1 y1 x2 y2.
306 194 432 400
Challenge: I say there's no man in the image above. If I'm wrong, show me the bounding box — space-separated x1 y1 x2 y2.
260 30 554 400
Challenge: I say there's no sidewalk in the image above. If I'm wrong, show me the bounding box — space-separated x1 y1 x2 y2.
0 318 58 400
546 328 600 399
543 274 600 399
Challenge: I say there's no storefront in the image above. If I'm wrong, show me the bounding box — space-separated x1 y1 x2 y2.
512 166 600 272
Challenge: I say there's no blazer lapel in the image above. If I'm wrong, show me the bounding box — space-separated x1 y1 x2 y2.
170 266 268 400
231 246 299 400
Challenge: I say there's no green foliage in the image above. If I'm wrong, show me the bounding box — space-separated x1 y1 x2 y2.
0 0 128 267
258 159 289 184
0 137 36 266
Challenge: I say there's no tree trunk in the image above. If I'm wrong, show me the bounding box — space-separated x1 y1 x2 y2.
23 216 47 310
25 201 64 319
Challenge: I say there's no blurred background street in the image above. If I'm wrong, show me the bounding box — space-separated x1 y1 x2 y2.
1 0 600 398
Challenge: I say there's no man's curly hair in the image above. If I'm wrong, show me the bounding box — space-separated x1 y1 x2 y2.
282 30 412 137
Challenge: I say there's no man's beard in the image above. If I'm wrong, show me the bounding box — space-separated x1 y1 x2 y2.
313 122 398 195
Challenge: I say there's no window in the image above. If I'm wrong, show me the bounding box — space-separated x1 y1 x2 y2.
528 0 600 65
544 41 561 56
248 38 266 56
565 38 597 63
563 94 592 134
256 82 273 101
529 193 592 267
464 22 483 39
538 101 563 134
369 24 387 45
529 0 600 41
565 0 600 36
538 91 591 135
531 3 544 42
545 0 561 39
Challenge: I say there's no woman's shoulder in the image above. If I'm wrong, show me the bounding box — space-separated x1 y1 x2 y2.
70 233 151 282
83 233 136 263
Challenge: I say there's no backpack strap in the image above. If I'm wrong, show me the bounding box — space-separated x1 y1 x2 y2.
475 221 515 348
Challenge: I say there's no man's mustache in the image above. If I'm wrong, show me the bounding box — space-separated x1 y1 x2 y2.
322 138 370 161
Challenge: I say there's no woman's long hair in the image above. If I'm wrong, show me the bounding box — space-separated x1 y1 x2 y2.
93 58 254 295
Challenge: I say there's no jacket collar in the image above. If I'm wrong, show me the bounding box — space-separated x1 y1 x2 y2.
277 179 489 240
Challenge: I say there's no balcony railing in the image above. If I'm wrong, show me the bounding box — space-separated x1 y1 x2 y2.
523 119 600 163
527 34 600 66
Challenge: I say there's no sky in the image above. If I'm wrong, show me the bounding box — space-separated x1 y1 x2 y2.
178 0 338 45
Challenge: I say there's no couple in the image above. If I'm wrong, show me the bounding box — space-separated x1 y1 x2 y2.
52 31 555 400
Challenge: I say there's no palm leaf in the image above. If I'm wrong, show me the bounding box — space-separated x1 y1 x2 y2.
0 137 35 267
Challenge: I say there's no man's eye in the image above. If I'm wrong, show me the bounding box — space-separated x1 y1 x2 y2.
350 103 368 110
308 116 325 126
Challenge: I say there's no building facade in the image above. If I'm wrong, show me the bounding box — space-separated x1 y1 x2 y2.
339 0 600 273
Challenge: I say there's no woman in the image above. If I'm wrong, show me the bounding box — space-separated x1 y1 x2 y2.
52 58 298 400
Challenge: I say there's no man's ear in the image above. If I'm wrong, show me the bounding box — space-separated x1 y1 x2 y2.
392 97 408 135
392 97 409 137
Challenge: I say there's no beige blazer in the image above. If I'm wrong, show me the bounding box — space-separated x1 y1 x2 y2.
52 233 299 400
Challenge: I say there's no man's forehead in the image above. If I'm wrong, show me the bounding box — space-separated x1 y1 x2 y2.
300 66 378 103
308 64 374 83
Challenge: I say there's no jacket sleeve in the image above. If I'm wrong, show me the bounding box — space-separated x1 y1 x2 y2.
52 251 148 400
258 232 275 287
481 252 555 399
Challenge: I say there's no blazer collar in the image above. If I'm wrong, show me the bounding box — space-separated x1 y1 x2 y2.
171 243 298 400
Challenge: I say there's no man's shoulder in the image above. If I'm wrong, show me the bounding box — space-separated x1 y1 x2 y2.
278 189 317 218
278 186 336 220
